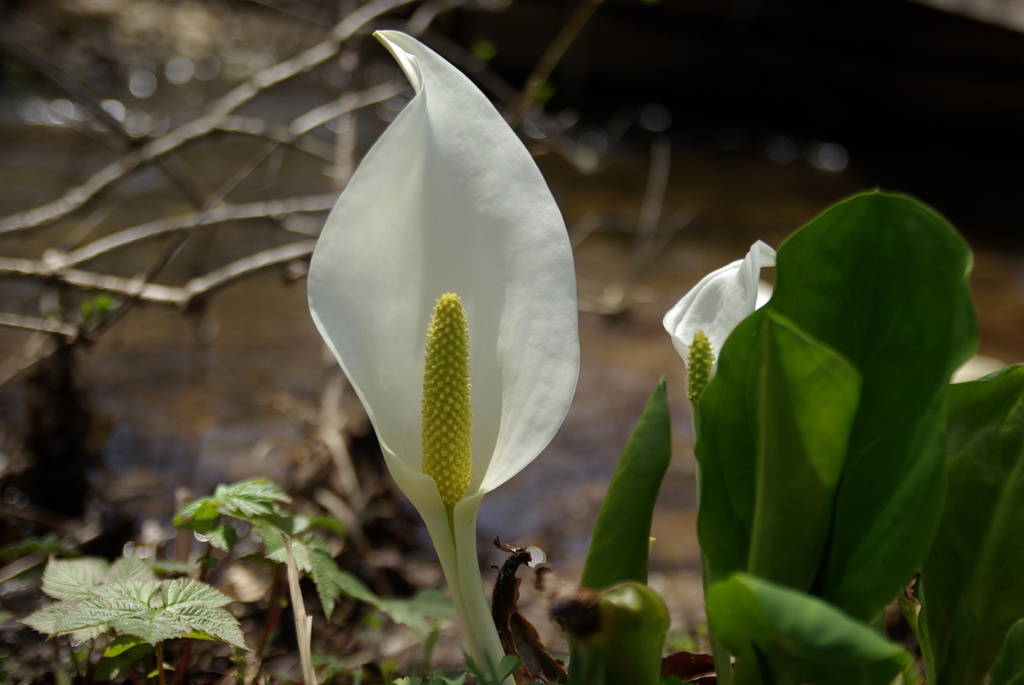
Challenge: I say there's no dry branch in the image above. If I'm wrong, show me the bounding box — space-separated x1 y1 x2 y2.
0 313 78 339
0 241 315 309
0 0 416 237
59 195 335 266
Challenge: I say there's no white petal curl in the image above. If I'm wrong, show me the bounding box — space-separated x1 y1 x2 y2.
307 31 579 499
663 240 776 361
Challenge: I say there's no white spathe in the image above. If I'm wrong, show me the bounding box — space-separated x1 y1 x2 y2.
307 30 579 675
664 240 776 362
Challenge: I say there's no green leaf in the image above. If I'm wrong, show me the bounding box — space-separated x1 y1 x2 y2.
160 578 247 649
747 313 860 590
106 555 157 585
706 573 909 685
149 559 199 576
27 574 247 650
992 620 1024 685
93 579 162 605
23 603 70 636
161 577 233 608
206 523 239 551
919 365 1024 684
377 589 456 641
80 602 187 645
95 641 153 682
41 557 108 600
696 192 977 621
580 378 671 590
772 193 976 619
310 546 357 617
0 533 79 560
172 604 247 649
214 479 291 519
173 478 291 527
258 523 313 572
103 634 147 658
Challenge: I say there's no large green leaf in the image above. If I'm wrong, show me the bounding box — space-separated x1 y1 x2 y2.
772 192 977 619
992 620 1024 685
919 365 1024 685
580 378 671 590
747 313 860 590
706 573 909 685
694 310 761 583
696 192 977 621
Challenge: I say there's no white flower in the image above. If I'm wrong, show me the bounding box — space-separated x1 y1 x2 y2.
307 31 579 675
663 240 776 363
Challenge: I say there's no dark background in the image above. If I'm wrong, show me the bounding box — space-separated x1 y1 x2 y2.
441 0 1024 246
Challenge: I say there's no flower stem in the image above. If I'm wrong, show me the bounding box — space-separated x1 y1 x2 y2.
449 508 508 683
422 494 509 684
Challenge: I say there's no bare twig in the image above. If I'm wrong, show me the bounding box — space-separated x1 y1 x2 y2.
0 29 131 149
0 335 56 388
288 80 405 137
0 313 78 339
632 136 672 277
0 0 416 236
0 241 315 308
508 0 605 127
406 0 465 35
58 195 335 266
240 0 335 28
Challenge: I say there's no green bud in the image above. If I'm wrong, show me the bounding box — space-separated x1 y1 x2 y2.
556 581 669 685
421 293 473 506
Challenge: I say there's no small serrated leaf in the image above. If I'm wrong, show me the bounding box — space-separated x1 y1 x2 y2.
215 479 291 520
176 479 291 528
94 580 162 607
161 578 232 609
223 479 291 504
172 604 248 650
306 513 347 537
109 607 190 645
71 624 108 642
258 524 313 572
105 556 156 585
310 549 346 617
66 596 148 632
23 602 69 635
42 558 108 600
150 560 198 576
205 523 238 551
174 498 220 525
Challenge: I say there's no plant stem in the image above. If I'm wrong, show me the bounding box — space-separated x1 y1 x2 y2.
282 535 317 685
255 563 284 658
155 642 167 685
173 639 193 685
